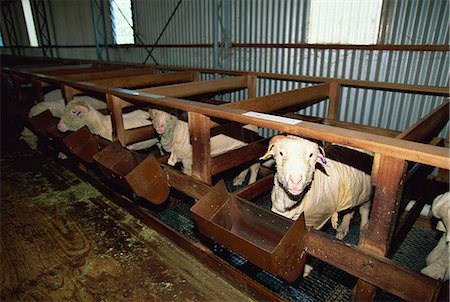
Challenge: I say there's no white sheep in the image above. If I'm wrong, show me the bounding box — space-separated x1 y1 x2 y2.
149 108 261 186
21 89 107 149
57 100 158 151
260 135 373 240
421 192 449 281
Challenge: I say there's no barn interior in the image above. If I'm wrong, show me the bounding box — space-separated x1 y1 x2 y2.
1 1 449 301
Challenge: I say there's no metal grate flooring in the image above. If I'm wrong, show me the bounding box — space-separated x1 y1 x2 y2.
139 187 439 302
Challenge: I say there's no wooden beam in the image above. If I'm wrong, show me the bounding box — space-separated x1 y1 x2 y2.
210 141 267 176
189 112 212 184
9 69 450 169
327 81 341 120
397 100 449 143
354 155 408 300
108 94 125 145
67 71 197 97
235 174 274 201
31 78 44 102
59 68 154 81
222 83 330 112
307 229 441 302
151 66 449 96
88 71 196 89
60 84 76 102
284 113 401 137
137 76 249 97
246 74 257 98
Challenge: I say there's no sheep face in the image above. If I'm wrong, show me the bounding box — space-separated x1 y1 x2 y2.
149 109 177 135
57 101 89 132
262 135 326 196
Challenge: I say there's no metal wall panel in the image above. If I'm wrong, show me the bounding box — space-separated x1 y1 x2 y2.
6 0 449 138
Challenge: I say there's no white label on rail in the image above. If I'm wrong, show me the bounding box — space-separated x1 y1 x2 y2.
242 111 301 125
140 92 165 99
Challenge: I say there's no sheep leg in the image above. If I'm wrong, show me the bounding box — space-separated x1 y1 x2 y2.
336 211 354 240
181 158 193 175
359 201 371 230
303 264 313 278
126 138 159 151
232 163 261 186
156 142 164 155
232 168 249 186
421 244 449 281
426 234 447 265
247 162 261 185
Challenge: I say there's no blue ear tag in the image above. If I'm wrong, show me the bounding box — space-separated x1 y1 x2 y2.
76 111 81 117
321 157 327 165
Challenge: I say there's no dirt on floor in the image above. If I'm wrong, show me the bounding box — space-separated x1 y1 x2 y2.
0 129 255 301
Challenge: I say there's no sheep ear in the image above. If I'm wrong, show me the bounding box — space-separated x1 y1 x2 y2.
74 102 89 117
260 135 286 160
316 146 328 166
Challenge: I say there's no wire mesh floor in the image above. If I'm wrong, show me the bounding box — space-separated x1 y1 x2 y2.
138 186 440 302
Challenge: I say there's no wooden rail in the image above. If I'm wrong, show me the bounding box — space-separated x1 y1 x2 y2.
3 63 449 301
152 66 449 96
4 68 447 170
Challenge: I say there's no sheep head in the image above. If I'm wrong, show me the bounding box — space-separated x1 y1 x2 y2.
148 108 178 137
57 101 90 133
261 135 327 196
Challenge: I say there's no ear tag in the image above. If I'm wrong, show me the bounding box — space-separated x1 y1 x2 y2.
260 146 273 160
76 111 81 117
321 157 327 165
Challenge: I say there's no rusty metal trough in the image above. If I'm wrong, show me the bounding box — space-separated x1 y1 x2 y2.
93 140 169 205
62 126 109 163
28 109 57 136
191 180 308 282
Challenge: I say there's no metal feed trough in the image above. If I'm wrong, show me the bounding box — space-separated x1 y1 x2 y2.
93 140 169 205
62 126 109 163
191 180 308 282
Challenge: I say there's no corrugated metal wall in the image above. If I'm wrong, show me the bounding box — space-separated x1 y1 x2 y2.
2 0 448 137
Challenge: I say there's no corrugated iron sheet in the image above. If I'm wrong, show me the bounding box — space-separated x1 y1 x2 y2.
4 0 449 137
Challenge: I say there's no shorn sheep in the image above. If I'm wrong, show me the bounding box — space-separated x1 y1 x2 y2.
149 108 260 186
21 89 107 149
421 191 449 281
57 100 159 151
260 135 373 240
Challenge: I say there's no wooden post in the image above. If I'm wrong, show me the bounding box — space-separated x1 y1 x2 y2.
327 81 341 120
189 112 211 184
353 154 408 300
247 74 257 99
192 71 200 82
31 78 44 102
107 94 124 144
60 84 75 102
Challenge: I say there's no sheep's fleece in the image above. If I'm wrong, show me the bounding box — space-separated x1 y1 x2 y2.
261 135 373 231
21 89 106 149
58 101 152 142
149 108 260 184
421 192 449 281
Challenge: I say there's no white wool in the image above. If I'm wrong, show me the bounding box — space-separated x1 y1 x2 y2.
262 135 372 238
168 120 251 172
421 192 450 281
150 109 260 185
23 89 106 149
431 192 450 242
28 89 107 118
57 101 155 151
